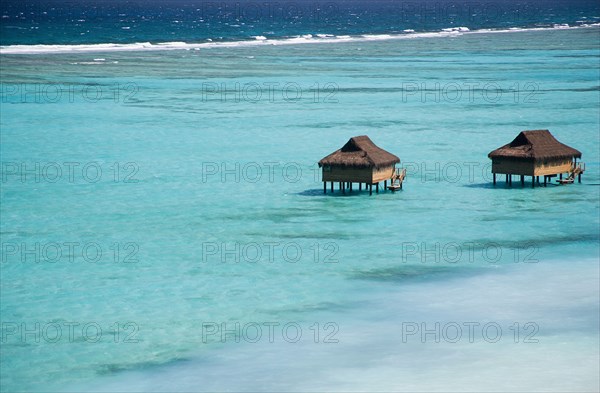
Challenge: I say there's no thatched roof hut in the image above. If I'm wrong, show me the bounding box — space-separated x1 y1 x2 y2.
488 130 583 187
488 130 581 161
319 135 401 195
318 135 400 169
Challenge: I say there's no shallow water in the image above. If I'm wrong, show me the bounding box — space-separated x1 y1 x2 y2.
1 26 599 392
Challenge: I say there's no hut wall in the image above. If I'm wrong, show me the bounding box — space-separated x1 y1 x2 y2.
492 157 573 176
322 166 374 183
372 165 396 183
322 165 395 183
491 159 535 176
533 158 573 176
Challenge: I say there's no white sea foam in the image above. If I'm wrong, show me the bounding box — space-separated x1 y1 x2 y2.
361 34 394 40
442 26 471 32
1 24 598 55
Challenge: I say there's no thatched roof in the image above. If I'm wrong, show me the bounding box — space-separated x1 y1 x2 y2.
488 130 581 161
318 135 400 169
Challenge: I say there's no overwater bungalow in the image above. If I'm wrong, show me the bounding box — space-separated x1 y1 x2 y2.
488 130 584 187
318 135 404 195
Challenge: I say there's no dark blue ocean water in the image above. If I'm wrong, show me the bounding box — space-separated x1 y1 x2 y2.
1 0 599 45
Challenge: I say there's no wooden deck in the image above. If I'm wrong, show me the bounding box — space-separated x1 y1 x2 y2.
556 162 585 185
387 168 406 192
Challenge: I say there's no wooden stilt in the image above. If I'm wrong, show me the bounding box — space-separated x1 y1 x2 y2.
505 174 508 184
330 182 334 192
369 184 372 196
384 180 387 191
544 176 547 186
323 182 326 194
520 175 524 186
536 176 540 185
532 176 535 188
340 182 344 194
559 173 563 180
359 183 362 191
578 173 581 183
349 182 352 191
493 173 496 185
376 183 379 193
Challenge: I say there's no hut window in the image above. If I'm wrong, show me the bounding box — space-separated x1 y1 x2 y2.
323 165 331 172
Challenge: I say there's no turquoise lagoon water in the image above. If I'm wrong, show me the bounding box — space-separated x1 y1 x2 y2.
1 27 599 392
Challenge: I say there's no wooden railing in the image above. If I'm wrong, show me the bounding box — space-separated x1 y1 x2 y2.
571 162 585 174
